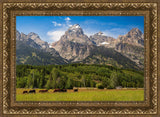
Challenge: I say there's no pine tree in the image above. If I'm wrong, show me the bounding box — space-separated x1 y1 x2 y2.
110 71 118 89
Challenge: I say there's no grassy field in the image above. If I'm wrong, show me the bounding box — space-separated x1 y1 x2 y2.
16 88 144 101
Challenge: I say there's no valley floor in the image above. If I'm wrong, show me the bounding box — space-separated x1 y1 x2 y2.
16 88 144 101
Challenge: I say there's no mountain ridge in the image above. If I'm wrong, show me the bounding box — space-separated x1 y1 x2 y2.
16 24 144 70
16 30 68 65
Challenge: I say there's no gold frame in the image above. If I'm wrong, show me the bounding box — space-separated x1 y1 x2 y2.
0 0 159 116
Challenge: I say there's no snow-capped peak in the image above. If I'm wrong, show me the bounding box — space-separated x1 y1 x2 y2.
97 32 105 36
67 24 84 35
69 24 81 30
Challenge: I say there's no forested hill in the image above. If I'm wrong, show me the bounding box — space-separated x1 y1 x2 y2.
16 40 67 65
16 64 144 89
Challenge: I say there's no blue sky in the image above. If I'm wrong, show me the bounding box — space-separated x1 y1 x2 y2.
16 16 144 43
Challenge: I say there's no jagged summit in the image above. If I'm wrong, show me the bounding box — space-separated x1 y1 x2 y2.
51 24 93 61
28 32 38 35
54 24 92 43
69 24 81 30
27 32 40 40
117 28 144 46
129 28 142 33
54 23 92 44
66 24 84 35
17 26 144 70
96 32 105 36
90 32 116 48
16 30 49 49
126 28 143 38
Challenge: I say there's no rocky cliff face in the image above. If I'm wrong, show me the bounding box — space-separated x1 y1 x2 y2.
16 30 49 49
17 24 144 70
58 24 92 45
52 24 94 62
115 28 144 69
27 32 49 49
90 32 117 48
50 24 144 70
16 30 67 65
116 28 144 46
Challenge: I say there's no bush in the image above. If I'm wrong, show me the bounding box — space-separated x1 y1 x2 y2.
96 83 104 89
107 85 114 89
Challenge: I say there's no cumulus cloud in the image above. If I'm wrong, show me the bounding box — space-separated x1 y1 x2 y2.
65 17 71 21
47 17 72 42
65 17 72 27
47 30 65 42
68 24 72 27
52 21 62 26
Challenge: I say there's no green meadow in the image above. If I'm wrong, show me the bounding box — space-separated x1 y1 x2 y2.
16 64 144 101
16 88 144 101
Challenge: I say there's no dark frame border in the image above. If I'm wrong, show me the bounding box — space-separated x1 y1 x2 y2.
0 0 159 116
11 10 149 106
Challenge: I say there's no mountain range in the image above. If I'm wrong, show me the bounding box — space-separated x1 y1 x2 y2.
16 24 144 70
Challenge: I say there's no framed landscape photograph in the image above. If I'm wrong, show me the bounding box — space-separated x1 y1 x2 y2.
0 0 160 117
16 16 145 101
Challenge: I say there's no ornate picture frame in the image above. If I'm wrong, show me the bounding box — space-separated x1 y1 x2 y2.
0 0 160 116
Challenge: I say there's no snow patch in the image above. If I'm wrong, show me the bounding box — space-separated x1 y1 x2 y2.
75 25 80 29
100 42 109 45
97 32 105 36
70 24 81 30
49 43 53 48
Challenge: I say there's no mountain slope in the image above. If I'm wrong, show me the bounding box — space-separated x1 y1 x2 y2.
16 40 67 65
50 24 144 70
115 28 144 69
16 31 68 65
52 24 94 62
16 25 144 70
16 30 49 49
81 46 140 70
90 32 116 48
116 28 144 46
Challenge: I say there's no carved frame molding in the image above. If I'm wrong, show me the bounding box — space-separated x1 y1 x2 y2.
2 2 158 115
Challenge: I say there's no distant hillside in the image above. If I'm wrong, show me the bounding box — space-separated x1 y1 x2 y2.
16 40 68 65
81 46 140 70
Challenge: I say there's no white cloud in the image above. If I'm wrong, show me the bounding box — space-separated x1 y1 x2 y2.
47 17 73 42
47 30 65 42
65 17 71 21
65 17 72 27
52 21 62 26
104 28 128 38
68 24 72 27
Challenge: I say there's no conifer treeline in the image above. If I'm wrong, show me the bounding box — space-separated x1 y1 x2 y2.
16 64 144 89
